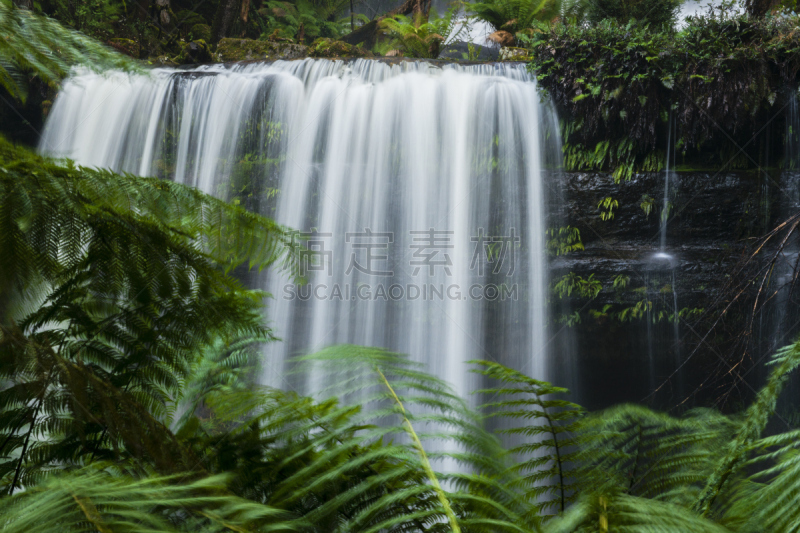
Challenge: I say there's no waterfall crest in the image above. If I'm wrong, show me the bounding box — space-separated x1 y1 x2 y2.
40 58 560 398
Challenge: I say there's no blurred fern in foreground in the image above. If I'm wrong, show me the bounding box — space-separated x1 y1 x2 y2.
0 468 300 533
0 136 296 493
0 0 137 103
473 360 584 517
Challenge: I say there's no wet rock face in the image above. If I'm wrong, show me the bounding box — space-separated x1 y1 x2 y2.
554 171 773 246
548 170 783 410
550 170 778 306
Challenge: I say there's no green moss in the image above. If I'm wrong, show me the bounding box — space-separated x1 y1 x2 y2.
146 55 180 67
498 47 530 61
108 38 137 57
309 38 373 59
216 38 309 62
174 40 214 65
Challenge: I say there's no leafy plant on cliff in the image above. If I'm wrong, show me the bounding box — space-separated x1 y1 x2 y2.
585 0 682 27
528 6 800 175
561 132 664 181
553 273 602 299
546 226 584 256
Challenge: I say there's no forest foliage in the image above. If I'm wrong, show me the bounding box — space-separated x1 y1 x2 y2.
7 2 800 531
528 3 800 176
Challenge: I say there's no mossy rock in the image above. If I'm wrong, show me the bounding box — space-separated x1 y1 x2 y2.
175 40 214 65
309 38 373 59
147 55 180 67
108 38 138 57
189 23 211 42
498 47 530 61
216 38 308 62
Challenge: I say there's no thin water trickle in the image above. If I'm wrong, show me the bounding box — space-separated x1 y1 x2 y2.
39 59 560 406
660 114 673 252
646 112 682 403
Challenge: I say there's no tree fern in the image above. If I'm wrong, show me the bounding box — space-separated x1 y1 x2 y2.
468 0 559 37
734 428 800 532
378 8 464 59
0 137 298 492
0 467 301 533
0 0 138 103
181 381 444 532
293 345 541 533
694 340 800 519
173 333 274 430
544 492 732 532
472 360 584 518
573 404 737 508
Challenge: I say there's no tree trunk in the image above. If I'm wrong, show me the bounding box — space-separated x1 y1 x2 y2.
386 0 420 17
239 0 250 36
340 19 379 47
211 0 242 44
12 0 33 9
339 0 423 48
154 0 172 29
133 0 150 21
745 0 780 17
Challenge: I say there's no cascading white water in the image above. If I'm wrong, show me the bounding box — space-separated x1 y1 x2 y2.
39 58 559 399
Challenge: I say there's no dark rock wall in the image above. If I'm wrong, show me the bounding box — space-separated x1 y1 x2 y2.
548 170 793 412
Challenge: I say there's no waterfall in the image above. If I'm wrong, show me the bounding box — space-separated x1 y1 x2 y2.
39 58 559 400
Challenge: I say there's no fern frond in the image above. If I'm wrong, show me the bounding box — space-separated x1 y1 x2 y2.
0 468 301 533
695 340 800 518
472 359 584 517
469 0 558 36
0 138 298 491
271 346 543 532
544 492 732 533
575 404 735 508
0 1 138 103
